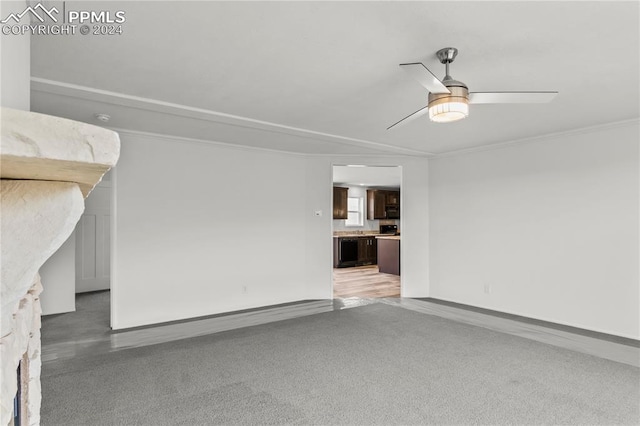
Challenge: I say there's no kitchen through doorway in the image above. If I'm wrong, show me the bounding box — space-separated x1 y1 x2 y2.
332 165 402 299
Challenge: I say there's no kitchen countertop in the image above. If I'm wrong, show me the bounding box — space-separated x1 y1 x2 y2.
333 234 400 239
375 235 401 240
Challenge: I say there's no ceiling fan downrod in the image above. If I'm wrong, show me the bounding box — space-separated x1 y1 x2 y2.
436 47 458 81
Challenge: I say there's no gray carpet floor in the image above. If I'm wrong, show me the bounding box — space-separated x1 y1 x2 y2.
41 303 640 425
42 290 111 345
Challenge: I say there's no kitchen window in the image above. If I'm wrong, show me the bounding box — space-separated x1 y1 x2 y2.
345 197 364 227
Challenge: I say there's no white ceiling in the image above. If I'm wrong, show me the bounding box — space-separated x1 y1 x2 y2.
30 1 639 156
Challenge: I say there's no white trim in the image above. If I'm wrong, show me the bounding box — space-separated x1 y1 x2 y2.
430 118 640 159
31 77 638 159
314 152 432 158
110 166 118 330
429 295 640 341
110 127 308 158
31 77 433 157
113 128 428 159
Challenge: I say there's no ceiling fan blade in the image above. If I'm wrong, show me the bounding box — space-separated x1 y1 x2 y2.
469 91 558 104
399 63 450 94
387 105 429 130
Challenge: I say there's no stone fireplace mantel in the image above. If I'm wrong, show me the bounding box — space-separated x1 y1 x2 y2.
1 107 120 425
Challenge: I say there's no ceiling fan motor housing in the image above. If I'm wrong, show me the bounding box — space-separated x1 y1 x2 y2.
428 79 470 122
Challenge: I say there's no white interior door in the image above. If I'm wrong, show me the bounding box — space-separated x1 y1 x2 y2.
76 174 112 293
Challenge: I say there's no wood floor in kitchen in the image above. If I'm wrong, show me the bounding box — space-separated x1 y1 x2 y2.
333 265 400 298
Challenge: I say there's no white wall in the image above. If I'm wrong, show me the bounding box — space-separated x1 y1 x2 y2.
39 233 76 315
112 139 431 328
0 0 30 110
112 132 309 329
39 234 76 316
303 157 334 300
428 121 639 338
305 156 430 299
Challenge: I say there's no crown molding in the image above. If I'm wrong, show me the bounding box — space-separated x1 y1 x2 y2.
31 77 433 157
33 77 635 160
111 127 308 158
431 118 640 159
312 152 430 158
110 128 430 161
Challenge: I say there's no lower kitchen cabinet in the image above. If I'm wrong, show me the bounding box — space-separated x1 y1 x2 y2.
358 237 377 265
377 238 400 275
333 236 377 267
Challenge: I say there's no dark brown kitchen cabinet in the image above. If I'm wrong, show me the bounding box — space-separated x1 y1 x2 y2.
333 236 377 267
386 191 400 206
367 190 387 220
358 237 377 265
368 189 400 219
333 187 348 219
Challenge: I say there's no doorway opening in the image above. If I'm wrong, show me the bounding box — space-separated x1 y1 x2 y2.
76 169 112 295
40 169 115 357
331 165 402 299
75 168 113 328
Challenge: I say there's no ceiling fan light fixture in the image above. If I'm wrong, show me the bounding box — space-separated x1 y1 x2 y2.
428 100 469 123
428 81 469 123
389 47 558 130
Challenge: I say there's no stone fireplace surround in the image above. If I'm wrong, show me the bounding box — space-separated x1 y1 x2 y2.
0 108 120 425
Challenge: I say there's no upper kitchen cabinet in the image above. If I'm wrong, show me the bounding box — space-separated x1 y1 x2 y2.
386 191 400 206
333 187 348 219
367 189 400 220
367 190 387 220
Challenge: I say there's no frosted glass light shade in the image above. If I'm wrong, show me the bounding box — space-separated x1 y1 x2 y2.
428 100 469 123
427 81 469 123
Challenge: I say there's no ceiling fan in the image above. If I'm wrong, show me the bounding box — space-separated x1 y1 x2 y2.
388 47 558 129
